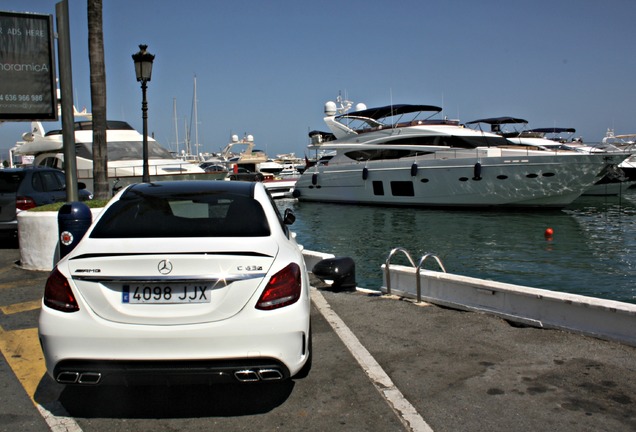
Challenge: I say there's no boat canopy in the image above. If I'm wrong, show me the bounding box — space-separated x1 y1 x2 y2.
465 117 528 126
336 104 442 121
527 128 576 134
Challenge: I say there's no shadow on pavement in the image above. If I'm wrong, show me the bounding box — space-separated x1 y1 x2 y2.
35 374 295 419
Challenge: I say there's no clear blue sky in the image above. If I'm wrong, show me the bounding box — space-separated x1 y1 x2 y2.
2 0 636 161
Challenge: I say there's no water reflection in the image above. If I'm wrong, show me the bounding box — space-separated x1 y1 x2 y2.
278 189 636 304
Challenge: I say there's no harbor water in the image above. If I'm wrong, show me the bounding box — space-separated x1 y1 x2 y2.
277 188 636 304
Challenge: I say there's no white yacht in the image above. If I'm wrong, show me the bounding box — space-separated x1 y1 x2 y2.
601 129 636 186
12 119 226 192
292 98 629 208
466 118 636 196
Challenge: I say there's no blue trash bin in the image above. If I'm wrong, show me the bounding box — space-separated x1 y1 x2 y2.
58 202 92 258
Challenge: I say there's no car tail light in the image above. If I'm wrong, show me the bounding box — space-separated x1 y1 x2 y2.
44 268 79 312
256 263 301 310
16 196 37 211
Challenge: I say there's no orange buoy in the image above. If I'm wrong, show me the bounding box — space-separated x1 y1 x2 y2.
544 227 554 238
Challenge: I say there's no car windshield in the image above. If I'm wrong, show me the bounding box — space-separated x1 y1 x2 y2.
90 190 271 238
0 172 25 193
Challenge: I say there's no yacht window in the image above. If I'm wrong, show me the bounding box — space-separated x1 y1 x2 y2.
372 181 384 196
344 149 425 161
390 181 415 197
385 135 509 148
74 140 175 161
40 157 64 169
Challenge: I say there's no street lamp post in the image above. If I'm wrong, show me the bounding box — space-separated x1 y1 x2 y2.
131 44 155 183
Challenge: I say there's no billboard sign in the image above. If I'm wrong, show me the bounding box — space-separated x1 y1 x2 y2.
0 11 57 120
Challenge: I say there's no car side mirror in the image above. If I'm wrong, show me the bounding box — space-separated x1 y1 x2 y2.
78 182 87 190
283 208 295 225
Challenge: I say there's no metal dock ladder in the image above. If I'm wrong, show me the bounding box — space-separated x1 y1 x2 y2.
384 247 447 303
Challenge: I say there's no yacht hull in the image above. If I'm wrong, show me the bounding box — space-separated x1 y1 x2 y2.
294 152 623 208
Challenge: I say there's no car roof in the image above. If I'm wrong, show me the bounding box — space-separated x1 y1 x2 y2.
1 166 61 173
122 180 258 198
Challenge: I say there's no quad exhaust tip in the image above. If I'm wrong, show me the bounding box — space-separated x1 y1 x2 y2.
56 371 102 385
234 368 283 382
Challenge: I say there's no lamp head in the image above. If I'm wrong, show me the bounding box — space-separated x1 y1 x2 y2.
132 44 155 82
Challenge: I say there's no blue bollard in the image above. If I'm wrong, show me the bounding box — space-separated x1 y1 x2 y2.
58 202 92 258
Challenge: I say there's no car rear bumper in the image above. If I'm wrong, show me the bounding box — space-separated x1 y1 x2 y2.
52 358 291 386
39 301 311 385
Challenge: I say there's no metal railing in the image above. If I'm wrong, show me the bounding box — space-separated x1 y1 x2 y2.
384 247 446 302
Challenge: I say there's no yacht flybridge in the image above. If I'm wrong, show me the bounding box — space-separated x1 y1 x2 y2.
292 97 629 208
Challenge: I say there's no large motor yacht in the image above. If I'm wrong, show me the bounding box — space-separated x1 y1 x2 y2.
292 97 629 208
12 118 226 192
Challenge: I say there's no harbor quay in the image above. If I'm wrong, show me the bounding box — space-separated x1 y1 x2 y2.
0 242 634 432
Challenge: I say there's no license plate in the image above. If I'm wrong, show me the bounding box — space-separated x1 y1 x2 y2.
122 284 211 304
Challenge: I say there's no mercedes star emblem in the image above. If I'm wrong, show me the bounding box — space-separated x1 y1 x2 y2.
158 259 173 275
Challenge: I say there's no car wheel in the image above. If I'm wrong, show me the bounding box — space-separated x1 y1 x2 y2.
293 325 312 379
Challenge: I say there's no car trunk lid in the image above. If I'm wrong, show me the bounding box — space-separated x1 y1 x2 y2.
65 239 278 325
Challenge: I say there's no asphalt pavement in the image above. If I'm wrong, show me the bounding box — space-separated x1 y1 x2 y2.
1 239 635 432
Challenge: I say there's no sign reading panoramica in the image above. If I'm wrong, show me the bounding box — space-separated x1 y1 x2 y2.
0 11 57 120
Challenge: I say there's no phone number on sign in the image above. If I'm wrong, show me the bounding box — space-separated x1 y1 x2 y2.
0 94 44 102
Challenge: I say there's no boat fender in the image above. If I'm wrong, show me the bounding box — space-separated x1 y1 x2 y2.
473 162 482 181
312 257 356 291
292 189 301 198
311 173 318 185
410 163 418 177
362 167 369 180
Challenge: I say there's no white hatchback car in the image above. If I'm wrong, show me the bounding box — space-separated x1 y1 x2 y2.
39 180 314 385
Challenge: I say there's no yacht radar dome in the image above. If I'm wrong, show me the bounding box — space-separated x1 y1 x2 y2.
324 101 337 116
355 103 367 112
247 134 254 142
231 134 239 143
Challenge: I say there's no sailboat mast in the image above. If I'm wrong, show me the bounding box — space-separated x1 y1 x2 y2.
173 98 179 154
193 75 199 156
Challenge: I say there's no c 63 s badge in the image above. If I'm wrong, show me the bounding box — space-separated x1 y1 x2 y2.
237 265 263 271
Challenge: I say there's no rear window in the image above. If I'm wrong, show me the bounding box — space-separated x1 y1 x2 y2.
0 172 25 193
90 192 271 238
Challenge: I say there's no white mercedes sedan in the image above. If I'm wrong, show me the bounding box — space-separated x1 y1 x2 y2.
39 180 312 385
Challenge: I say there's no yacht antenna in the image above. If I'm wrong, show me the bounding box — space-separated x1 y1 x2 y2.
335 92 353 115
390 88 394 128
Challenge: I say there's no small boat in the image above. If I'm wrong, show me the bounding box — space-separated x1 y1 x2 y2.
207 133 299 198
213 133 275 180
292 96 629 208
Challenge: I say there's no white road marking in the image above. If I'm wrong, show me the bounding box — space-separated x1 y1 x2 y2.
37 402 84 432
311 288 434 432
